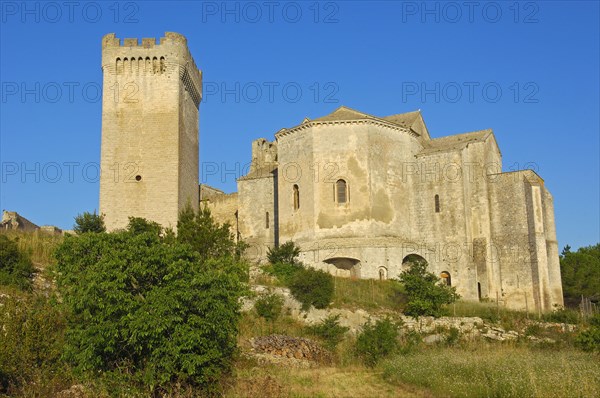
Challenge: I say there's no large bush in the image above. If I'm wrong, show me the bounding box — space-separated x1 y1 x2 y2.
355 318 400 367
0 234 35 290
288 267 334 310
398 260 459 317
55 209 247 393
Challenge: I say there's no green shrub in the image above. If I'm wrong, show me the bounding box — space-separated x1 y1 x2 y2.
398 260 459 317
267 241 301 265
288 267 334 310
444 326 461 346
263 261 303 284
55 213 247 393
575 314 600 352
355 318 400 367
542 307 581 324
73 211 105 233
307 314 349 350
255 293 284 322
0 234 35 290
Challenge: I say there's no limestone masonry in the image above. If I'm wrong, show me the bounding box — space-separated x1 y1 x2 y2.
99 33 563 313
99 32 201 231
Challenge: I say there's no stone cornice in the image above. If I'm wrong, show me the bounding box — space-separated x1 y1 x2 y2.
275 118 420 140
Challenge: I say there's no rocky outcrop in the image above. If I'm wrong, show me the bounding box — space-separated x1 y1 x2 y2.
244 285 577 345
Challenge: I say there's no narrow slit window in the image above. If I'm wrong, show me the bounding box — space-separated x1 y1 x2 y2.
293 184 300 210
435 194 440 213
265 212 269 229
336 179 347 204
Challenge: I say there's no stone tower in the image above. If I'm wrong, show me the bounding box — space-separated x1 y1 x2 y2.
99 32 202 231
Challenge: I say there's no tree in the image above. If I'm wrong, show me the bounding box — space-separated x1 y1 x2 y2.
54 214 247 393
0 235 35 290
398 259 459 317
177 204 245 262
73 211 105 234
560 243 600 305
267 241 301 265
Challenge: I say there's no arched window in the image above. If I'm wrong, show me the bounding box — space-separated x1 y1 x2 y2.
265 212 269 229
440 271 451 286
379 267 387 281
293 184 299 210
435 194 440 213
336 179 347 204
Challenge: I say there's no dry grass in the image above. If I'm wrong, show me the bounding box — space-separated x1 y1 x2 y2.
331 277 402 311
382 345 600 398
0 230 63 267
225 365 431 398
238 311 309 342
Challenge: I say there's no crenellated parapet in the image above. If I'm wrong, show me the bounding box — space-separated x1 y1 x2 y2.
101 32 202 108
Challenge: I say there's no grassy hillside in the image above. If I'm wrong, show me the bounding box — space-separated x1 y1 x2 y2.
1 230 599 397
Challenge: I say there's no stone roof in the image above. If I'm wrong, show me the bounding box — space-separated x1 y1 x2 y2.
381 110 422 129
418 129 493 155
311 106 423 131
311 106 378 122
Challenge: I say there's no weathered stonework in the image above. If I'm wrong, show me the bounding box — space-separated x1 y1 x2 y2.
207 106 563 313
99 32 202 231
97 33 562 313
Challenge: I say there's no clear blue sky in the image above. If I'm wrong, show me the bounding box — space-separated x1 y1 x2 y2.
1 1 598 250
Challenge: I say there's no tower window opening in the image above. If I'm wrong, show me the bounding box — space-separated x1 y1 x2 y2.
293 184 300 210
265 212 269 229
435 194 440 213
135 175 142 182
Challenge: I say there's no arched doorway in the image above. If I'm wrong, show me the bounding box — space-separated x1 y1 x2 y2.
324 257 361 278
402 254 427 268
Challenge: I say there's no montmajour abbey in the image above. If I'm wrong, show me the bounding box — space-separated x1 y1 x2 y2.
98 32 563 314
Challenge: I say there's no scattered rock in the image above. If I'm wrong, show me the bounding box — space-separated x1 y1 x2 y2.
55 385 88 398
423 334 445 344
